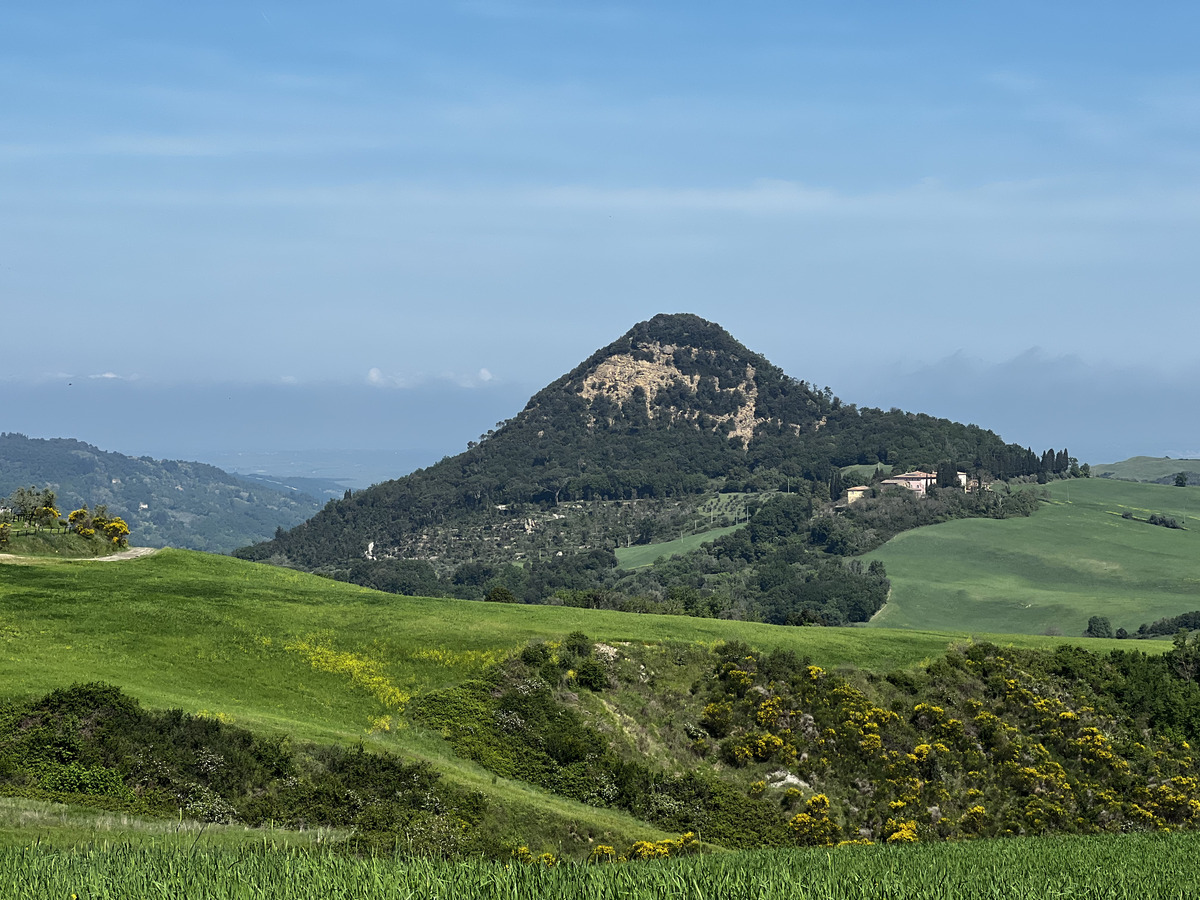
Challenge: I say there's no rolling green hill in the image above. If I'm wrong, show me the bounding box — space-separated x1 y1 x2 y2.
1092 455 1200 485
0 550 1130 764
1 549 1099 742
867 478 1200 635
3 549 1192 859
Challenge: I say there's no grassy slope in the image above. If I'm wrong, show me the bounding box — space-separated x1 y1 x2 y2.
0 548 1144 848
0 797 342 852
1092 456 1200 481
614 525 742 569
867 478 1200 635
0 551 1130 736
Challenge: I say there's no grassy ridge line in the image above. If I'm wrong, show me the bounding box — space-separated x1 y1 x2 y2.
867 478 1200 635
1092 456 1200 482
0 531 129 559
6 833 1200 899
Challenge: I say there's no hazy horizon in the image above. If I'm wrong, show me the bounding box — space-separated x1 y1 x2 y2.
4 326 1196 484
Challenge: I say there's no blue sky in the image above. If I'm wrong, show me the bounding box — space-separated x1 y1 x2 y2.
4 2 1199 466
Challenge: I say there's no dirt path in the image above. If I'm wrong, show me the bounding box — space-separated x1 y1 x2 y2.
89 546 159 561
0 546 160 564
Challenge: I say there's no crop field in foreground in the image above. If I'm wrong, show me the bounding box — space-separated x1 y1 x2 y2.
6 831 1200 899
868 478 1200 636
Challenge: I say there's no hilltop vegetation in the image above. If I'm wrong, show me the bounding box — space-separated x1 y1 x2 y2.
0 433 321 553
239 314 1066 627
0 485 133 557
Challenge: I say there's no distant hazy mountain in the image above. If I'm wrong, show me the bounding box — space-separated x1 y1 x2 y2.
0 433 322 553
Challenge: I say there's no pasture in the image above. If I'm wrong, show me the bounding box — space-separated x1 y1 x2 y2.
1091 456 1200 482
614 525 741 569
867 478 1200 635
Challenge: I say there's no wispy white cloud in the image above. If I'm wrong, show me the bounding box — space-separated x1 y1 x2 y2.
89 371 136 380
367 367 497 389
366 367 409 388
37 173 1200 227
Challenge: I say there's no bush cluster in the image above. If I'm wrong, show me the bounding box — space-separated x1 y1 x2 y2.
683 639 1200 844
0 684 487 857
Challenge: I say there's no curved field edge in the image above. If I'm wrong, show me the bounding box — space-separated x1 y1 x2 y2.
867 478 1200 635
5 833 1200 899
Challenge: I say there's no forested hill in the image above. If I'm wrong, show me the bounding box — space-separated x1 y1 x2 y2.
238 313 1046 574
0 433 321 553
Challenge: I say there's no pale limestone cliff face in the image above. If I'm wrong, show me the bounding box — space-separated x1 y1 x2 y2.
577 341 764 445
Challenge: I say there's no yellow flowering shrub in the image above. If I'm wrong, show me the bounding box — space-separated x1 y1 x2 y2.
626 833 697 860
885 820 919 843
788 794 842 846
588 844 616 862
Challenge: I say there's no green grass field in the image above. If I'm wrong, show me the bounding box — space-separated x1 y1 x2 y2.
867 478 1200 635
1 549 1119 744
614 525 742 569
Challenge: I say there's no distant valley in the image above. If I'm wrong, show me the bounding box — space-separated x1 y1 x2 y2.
0 433 323 554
